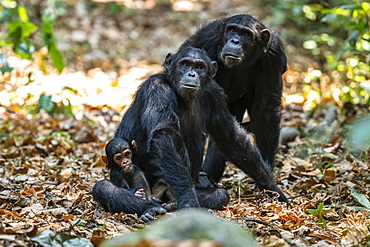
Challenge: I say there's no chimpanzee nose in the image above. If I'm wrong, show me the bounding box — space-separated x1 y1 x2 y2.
231 38 240 45
188 71 196 77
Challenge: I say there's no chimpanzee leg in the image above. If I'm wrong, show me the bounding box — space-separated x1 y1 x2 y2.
196 187 229 209
245 105 281 170
92 180 166 220
147 125 199 209
203 140 226 184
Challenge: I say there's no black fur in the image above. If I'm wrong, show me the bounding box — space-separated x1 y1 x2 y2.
92 138 166 221
115 46 287 207
182 14 287 183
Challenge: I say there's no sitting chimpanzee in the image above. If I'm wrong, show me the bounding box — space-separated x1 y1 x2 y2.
181 14 287 183
113 45 287 212
93 137 229 220
92 137 166 222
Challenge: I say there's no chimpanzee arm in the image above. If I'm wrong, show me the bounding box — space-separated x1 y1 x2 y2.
92 180 166 221
147 124 199 209
123 77 199 210
109 167 129 188
204 86 287 202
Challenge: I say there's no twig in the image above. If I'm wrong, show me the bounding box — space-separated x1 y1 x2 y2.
245 218 275 229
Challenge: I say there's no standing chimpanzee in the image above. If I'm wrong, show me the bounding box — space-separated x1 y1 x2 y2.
114 46 287 210
181 14 287 184
92 137 167 222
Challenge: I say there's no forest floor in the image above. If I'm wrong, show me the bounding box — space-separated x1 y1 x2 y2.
0 1 370 247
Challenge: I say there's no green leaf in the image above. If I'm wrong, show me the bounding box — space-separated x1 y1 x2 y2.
0 54 14 73
49 41 64 73
21 22 37 39
31 229 93 247
13 40 35 60
8 21 37 41
347 206 370 211
317 201 324 212
18 5 28 22
8 20 22 38
38 94 55 112
306 209 319 215
0 66 13 73
64 100 74 116
348 30 360 42
41 13 56 35
349 187 370 209
62 86 78 94
339 4 361 10
322 208 333 214
318 217 327 228
30 229 55 247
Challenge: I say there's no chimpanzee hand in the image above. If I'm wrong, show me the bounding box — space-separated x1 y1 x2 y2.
135 188 146 199
163 201 177 211
140 206 167 222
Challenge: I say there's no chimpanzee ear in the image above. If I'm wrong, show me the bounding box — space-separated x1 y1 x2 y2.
102 155 108 164
164 53 174 70
131 140 137 150
211 61 218 78
261 29 271 53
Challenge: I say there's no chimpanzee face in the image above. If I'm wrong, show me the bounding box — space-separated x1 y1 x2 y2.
221 23 270 68
104 138 137 173
113 148 133 172
165 47 218 100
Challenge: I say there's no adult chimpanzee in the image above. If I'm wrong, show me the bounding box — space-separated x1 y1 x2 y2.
114 46 287 210
92 137 166 222
181 14 287 184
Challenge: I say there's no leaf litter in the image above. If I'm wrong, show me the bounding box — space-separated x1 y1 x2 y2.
0 2 369 245
0 79 369 246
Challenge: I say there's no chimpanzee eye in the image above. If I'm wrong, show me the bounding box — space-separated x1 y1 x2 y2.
195 64 205 70
228 26 237 33
182 61 190 67
115 155 122 160
125 152 131 157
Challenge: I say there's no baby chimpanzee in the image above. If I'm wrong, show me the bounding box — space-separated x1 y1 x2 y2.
93 137 229 220
92 137 167 222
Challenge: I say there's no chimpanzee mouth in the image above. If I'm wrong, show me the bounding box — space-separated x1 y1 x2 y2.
181 84 199 90
121 164 132 172
224 53 242 60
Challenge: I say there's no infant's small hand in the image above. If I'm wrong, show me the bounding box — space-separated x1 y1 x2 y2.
135 188 145 198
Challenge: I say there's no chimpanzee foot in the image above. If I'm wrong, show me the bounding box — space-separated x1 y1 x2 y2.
140 206 167 222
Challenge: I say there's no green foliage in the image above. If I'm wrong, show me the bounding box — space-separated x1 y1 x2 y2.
0 54 13 73
105 1 137 17
0 1 64 73
265 0 370 104
306 202 333 228
31 229 93 247
349 186 370 209
347 117 370 151
34 93 74 117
